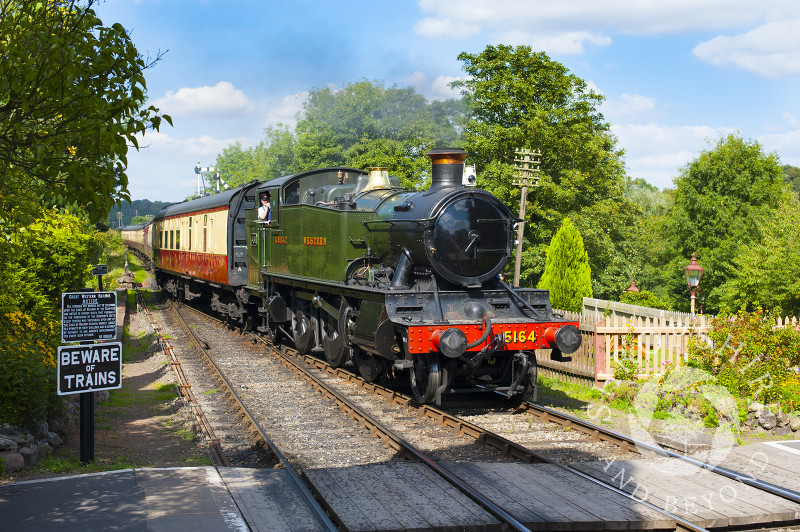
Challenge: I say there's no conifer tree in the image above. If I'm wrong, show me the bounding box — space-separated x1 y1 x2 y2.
537 217 592 312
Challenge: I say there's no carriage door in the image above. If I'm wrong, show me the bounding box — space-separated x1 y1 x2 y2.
203 215 208 253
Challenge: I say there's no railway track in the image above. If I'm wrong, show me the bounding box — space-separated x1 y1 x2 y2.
141 293 800 531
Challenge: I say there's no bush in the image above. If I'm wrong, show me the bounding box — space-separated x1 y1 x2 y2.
619 289 672 310
0 208 102 425
0 311 62 425
687 309 800 406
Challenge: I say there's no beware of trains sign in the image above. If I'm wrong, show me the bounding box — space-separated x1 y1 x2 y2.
57 343 123 395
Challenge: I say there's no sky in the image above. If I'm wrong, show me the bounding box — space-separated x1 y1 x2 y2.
94 0 800 203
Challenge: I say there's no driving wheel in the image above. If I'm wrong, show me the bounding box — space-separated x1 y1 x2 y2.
291 308 316 354
322 301 349 367
410 353 440 404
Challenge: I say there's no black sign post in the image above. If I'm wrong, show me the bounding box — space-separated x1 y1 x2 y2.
59 266 119 463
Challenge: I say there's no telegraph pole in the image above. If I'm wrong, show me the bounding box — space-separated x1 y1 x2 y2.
511 148 541 287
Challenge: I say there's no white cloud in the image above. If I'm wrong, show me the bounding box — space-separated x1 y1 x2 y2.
152 81 253 118
414 16 481 38
405 71 463 100
759 128 800 167
611 123 736 189
413 0 800 62
692 18 800 77
261 91 309 128
600 93 662 124
126 130 252 201
416 0 800 37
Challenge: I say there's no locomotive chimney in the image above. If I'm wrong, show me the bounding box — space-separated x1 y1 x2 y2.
426 148 468 192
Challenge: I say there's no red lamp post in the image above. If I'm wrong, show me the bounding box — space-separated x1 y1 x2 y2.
684 253 704 314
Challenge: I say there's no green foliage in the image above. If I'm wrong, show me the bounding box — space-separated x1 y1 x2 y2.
454 45 637 296
213 81 465 190
619 289 672 310
0 1 171 225
613 356 638 381
0 209 102 319
0 209 101 425
0 311 61 426
107 199 172 229
783 164 800 198
537 217 592 312
687 310 800 406
293 80 465 188
666 134 786 312
717 193 800 314
215 125 296 189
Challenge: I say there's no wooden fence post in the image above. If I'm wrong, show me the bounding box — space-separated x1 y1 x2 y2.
593 319 606 388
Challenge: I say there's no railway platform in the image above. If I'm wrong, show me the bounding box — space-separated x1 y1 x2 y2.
2 443 798 531
0 466 327 532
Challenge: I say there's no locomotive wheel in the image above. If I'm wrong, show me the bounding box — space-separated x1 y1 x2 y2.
354 347 383 382
292 309 316 354
410 353 441 404
508 351 538 407
321 302 349 367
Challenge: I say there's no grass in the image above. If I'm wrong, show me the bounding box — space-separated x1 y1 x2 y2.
21 454 143 476
103 382 177 409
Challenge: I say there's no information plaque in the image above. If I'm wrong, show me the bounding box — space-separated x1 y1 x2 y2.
61 291 117 343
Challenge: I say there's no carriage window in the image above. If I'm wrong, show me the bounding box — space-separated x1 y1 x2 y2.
203 215 208 253
176 230 180 249
170 230 174 249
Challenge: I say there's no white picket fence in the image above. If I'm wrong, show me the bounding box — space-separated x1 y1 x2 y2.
593 313 710 382
545 300 800 387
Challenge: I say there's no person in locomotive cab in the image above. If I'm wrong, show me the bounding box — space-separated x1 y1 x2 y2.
258 192 271 223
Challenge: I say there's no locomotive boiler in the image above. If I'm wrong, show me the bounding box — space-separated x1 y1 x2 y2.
122 148 581 404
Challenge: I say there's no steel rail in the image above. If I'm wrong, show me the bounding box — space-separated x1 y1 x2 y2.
292 352 707 532
137 291 228 466
520 401 800 505
165 298 338 532
168 300 720 531
255 338 533 532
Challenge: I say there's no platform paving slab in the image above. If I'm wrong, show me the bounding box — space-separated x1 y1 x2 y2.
0 467 248 532
0 469 148 531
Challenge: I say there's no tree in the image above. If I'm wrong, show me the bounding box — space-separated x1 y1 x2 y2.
783 164 800 198
454 45 636 297
292 80 465 188
0 208 103 425
717 193 800 314
215 125 295 189
624 179 675 302
0 0 171 226
619 289 672 310
667 133 786 312
537 217 592 312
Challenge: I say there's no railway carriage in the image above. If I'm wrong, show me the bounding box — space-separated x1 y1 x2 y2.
119 222 152 265
123 149 581 404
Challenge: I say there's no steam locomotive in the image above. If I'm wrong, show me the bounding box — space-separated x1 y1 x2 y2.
121 148 581 404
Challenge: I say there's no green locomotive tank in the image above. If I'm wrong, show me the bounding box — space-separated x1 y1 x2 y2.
246 149 581 404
